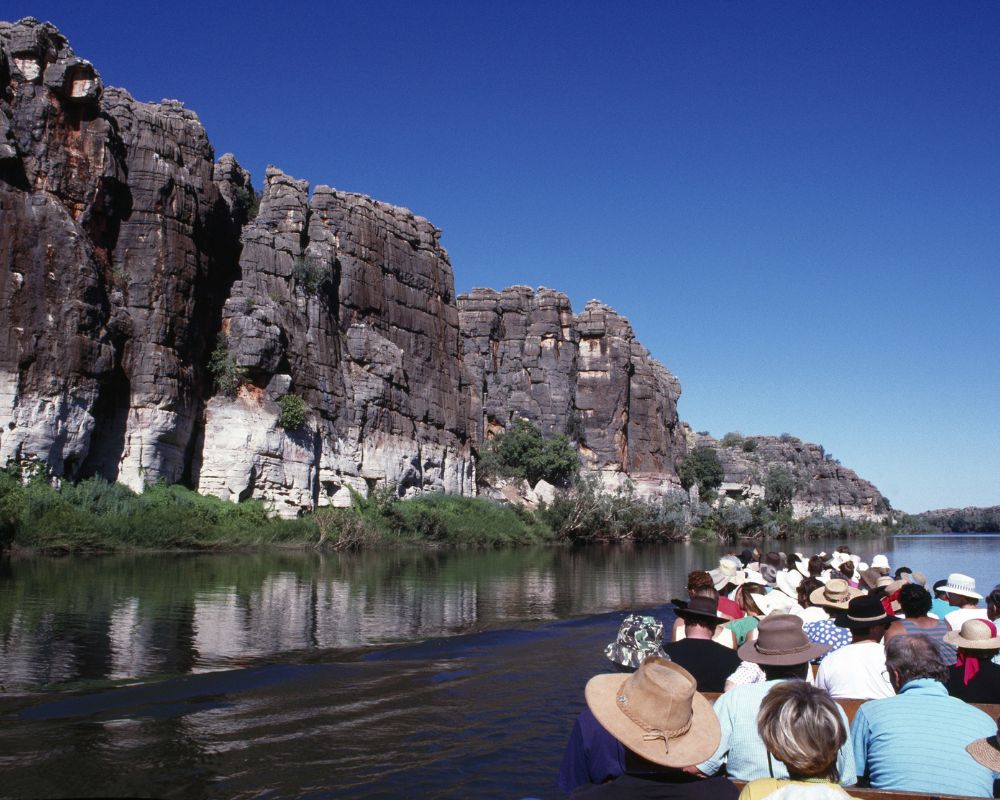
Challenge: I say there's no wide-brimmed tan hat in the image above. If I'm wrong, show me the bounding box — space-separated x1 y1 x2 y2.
966 725 1000 772
809 578 863 610
737 614 829 665
585 657 721 767
944 618 1000 650
942 573 983 600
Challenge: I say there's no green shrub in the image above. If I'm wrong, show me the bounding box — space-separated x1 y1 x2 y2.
208 334 245 397
720 432 744 448
764 465 796 512
677 446 724 498
277 394 308 431
477 419 579 487
293 256 331 295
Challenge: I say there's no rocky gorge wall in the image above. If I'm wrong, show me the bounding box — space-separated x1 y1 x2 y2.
690 432 889 519
0 19 888 520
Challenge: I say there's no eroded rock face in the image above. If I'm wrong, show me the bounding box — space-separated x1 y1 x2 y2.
0 18 243 488
0 18 889 520
458 288 686 494
195 168 475 514
693 432 890 519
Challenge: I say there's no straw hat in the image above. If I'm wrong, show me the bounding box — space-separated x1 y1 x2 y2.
809 578 863 610
941 573 983 600
737 614 829 665
733 569 766 588
966 724 1000 772
944 618 1000 651
910 571 927 587
605 614 664 670
585 657 721 767
834 595 898 629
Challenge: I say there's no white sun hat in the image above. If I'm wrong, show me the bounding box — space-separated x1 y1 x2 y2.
941 573 983 600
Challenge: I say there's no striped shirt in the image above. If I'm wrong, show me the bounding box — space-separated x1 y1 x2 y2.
698 679 857 785
851 678 995 797
897 618 957 665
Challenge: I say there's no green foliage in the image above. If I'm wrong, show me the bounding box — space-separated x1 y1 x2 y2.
208 334 245 397
720 431 744 448
742 439 757 452
277 394 308 431
677 446 724 498
764 465 796 512
1 472 309 552
538 477 698 543
293 255 332 295
477 419 579 487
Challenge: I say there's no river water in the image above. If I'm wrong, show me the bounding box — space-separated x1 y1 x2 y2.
0 534 997 798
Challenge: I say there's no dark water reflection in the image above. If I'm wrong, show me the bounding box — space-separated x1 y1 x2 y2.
0 534 997 798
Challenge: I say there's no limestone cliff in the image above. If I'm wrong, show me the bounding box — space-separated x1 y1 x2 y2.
0 19 889 521
458 287 684 495
688 431 890 519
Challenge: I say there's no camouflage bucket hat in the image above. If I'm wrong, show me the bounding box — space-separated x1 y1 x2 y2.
605 614 664 670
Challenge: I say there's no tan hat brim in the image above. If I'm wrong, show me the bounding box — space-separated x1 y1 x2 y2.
966 737 1000 772
943 631 1000 650
737 637 829 665
585 673 721 768
809 585 863 610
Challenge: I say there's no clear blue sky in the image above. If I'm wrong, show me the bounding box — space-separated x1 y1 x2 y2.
10 1 1000 512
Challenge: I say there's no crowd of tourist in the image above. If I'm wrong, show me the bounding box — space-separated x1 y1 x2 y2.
559 547 1000 799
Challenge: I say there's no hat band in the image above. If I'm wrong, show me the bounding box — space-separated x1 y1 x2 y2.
823 590 848 602
755 640 813 656
616 679 693 755
847 612 888 623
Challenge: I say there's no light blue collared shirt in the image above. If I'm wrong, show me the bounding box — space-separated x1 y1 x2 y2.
698 679 857 785
851 678 995 797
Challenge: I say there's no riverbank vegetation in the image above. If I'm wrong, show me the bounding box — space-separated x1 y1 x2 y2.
0 422 896 554
0 465 891 554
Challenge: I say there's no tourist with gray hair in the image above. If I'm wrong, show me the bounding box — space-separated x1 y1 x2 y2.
850 634 995 797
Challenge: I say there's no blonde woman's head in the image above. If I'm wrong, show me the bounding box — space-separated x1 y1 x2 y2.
757 681 845 779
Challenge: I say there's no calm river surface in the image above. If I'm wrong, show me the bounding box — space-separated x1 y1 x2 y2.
1 533 997 798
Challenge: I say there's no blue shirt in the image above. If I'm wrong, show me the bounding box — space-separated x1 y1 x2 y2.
803 618 852 661
851 678 995 797
697 679 857 785
558 707 625 793
929 596 953 621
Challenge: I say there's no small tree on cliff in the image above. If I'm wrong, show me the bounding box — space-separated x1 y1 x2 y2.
477 419 579 487
678 446 724 500
764 465 796 512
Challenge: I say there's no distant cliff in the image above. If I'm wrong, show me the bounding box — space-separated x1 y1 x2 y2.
0 19 887 520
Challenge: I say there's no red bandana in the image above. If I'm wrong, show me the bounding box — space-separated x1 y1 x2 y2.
956 619 999 685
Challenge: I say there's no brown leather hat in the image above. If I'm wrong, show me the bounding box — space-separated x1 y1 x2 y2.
737 614 829 665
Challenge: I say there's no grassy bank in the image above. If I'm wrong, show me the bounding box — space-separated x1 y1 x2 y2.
0 469 892 554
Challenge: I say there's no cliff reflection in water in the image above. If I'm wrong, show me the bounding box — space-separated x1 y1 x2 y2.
0 543 717 690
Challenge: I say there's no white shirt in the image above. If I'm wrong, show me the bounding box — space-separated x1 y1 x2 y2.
815 640 894 699
795 606 828 624
944 606 988 631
